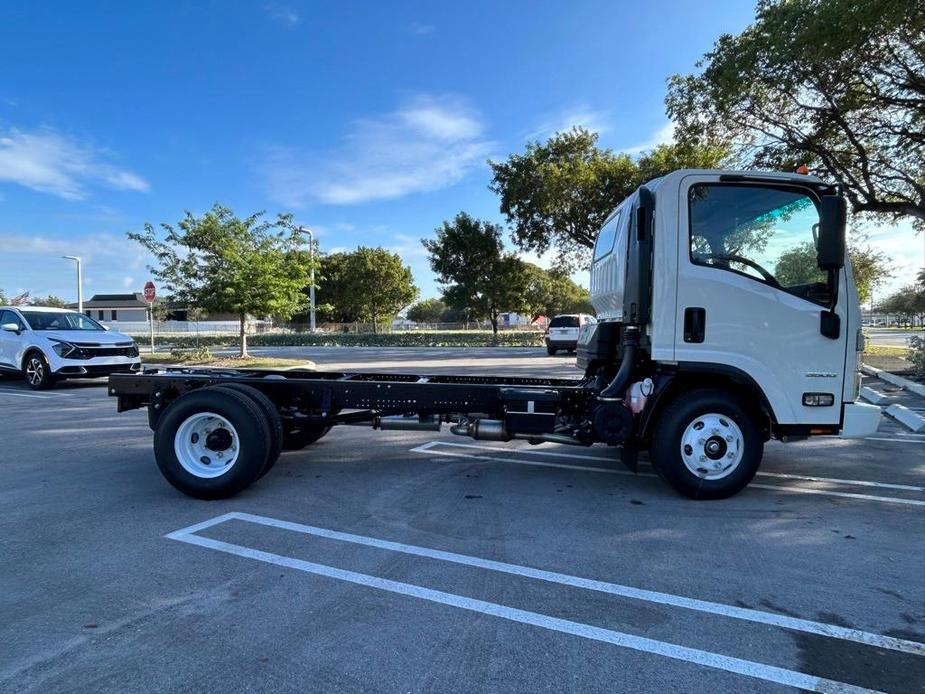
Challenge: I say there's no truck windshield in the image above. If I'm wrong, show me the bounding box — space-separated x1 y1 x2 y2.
21 311 105 331
689 184 832 306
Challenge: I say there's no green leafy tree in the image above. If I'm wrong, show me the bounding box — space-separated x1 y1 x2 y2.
667 0 925 230
877 285 925 327
128 204 312 356
488 127 728 269
423 213 531 335
315 248 417 332
0 290 7 306
523 265 592 318
28 295 68 308
773 237 893 305
407 298 449 324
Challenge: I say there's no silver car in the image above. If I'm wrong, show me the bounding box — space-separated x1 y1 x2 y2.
0 306 141 389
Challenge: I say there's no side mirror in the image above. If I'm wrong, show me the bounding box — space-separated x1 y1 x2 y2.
1 322 20 333
817 195 846 270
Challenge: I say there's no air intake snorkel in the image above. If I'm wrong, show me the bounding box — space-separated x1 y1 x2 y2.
596 185 654 401
599 326 639 400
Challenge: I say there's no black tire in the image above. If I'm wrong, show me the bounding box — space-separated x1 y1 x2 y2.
649 388 762 500
282 423 332 451
23 351 53 390
210 384 283 478
153 387 272 499
546 346 557 356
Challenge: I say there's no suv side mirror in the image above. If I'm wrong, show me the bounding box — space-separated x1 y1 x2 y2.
817 195 846 270
1 322 20 333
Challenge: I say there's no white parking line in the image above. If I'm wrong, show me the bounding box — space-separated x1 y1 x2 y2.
0 388 73 399
410 442 925 507
166 513 894 693
425 441 925 492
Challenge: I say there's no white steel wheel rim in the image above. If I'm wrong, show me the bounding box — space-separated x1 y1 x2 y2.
174 412 240 478
26 357 44 386
680 412 744 480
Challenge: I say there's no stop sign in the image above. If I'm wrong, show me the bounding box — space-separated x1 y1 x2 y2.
143 281 156 302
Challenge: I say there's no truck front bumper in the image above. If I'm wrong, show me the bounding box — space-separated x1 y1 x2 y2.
840 402 881 438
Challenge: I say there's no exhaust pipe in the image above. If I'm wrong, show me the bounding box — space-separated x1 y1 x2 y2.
374 415 441 432
450 418 511 441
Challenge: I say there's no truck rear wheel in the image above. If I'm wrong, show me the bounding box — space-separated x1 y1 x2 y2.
649 389 762 500
153 387 272 499
210 384 283 478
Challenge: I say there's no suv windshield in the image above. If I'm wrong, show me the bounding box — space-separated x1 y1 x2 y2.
21 311 104 331
549 316 580 328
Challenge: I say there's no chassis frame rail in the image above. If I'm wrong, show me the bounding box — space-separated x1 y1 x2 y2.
109 368 595 423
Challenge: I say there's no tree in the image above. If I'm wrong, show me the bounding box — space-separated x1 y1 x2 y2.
773 236 893 305
488 127 728 269
523 265 592 318
28 295 67 308
128 204 312 356
877 285 925 327
0 290 7 306
667 0 925 231
407 298 449 324
423 213 530 334
315 247 417 332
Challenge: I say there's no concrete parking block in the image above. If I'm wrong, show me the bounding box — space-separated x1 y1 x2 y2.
860 386 889 406
886 404 925 433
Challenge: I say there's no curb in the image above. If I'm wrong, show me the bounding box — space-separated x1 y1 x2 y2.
861 364 925 398
885 404 925 433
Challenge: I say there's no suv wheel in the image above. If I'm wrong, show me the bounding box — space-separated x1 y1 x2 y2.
23 352 53 390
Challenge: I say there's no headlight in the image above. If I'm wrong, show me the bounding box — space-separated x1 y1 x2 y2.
50 340 85 359
128 344 139 357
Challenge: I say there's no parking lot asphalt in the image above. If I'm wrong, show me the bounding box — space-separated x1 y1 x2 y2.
1 348 923 694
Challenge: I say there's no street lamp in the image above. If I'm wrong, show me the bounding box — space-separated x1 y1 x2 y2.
297 226 316 332
62 255 83 314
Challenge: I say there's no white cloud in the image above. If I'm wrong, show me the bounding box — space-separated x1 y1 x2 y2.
261 95 495 207
406 22 434 35
0 127 149 200
264 3 299 25
622 121 676 155
527 106 611 140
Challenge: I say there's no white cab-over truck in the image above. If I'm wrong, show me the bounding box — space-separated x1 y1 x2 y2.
109 169 880 500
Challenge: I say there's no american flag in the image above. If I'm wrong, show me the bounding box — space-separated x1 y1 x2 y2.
10 291 30 306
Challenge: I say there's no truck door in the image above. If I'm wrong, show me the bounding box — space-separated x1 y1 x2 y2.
674 176 848 426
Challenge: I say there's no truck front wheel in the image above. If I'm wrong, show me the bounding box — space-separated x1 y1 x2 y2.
153 388 272 499
649 389 762 500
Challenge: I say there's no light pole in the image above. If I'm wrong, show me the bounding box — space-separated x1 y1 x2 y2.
62 255 83 313
297 226 316 332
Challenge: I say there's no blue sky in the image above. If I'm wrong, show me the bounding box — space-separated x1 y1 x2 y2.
0 1 919 304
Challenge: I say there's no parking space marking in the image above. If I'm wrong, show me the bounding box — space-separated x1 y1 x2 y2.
411 442 925 507
0 387 73 399
166 513 892 692
169 512 925 657
425 441 925 492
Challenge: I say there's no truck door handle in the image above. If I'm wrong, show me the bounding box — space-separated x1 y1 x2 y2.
684 307 705 343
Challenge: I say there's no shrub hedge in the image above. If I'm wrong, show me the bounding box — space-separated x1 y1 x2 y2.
129 331 546 349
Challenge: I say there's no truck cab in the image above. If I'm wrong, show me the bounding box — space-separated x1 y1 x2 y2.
581 169 880 494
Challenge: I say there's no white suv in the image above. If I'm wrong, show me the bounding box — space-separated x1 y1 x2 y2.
544 313 596 355
0 306 141 389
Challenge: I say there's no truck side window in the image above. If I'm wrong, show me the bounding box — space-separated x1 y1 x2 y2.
688 183 831 306
593 209 622 261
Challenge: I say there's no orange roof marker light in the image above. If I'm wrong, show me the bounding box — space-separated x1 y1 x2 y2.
795 164 810 175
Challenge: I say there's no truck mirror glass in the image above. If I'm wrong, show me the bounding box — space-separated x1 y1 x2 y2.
817 195 846 270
